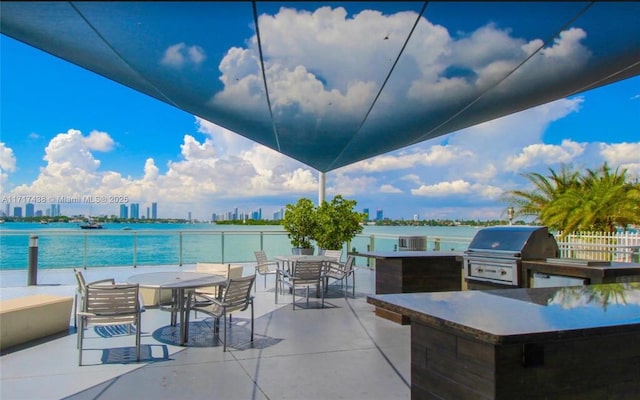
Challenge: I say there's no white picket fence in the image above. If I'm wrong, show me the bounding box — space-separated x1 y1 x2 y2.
555 231 640 262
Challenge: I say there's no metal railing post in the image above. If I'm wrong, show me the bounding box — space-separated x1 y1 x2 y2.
27 235 38 285
133 232 137 267
370 235 377 268
179 232 183 266
221 232 225 263
83 233 88 269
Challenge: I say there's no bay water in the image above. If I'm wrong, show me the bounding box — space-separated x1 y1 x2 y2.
0 222 478 270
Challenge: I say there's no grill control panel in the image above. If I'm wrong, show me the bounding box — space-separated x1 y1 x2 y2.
464 256 518 286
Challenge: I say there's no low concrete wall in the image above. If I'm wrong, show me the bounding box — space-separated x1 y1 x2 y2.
0 294 73 350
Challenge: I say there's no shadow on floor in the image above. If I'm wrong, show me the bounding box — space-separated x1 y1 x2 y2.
152 319 283 350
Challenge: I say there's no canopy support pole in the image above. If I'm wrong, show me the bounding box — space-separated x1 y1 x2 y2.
318 172 326 205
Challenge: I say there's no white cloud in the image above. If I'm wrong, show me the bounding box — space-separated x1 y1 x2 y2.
282 168 317 192
412 180 472 196
346 144 472 173
210 6 591 135
4 123 331 219
0 142 17 192
505 139 586 171
600 142 640 165
161 42 206 68
600 142 640 180
84 130 115 152
330 172 377 197
10 129 102 197
411 180 502 200
401 174 422 185
380 184 402 193
0 143 16 172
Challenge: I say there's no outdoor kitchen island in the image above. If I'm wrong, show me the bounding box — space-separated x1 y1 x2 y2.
368 283 640 400
357 251 464 324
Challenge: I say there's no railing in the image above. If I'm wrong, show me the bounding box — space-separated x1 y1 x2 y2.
555 231 640 263
3 228 637 284
0 229 474 271
0 230 294 270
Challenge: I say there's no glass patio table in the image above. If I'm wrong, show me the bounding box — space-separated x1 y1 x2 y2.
128 271 227 345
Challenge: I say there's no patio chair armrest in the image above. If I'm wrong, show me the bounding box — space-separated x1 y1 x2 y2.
256 261 280 268
86 278 116 286
78 310 141 317
324 262 343 273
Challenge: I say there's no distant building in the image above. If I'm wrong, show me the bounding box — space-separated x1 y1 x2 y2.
146 206 150 219
151 202 157 219
120 204 128 219
130 203 140 219
25 203 35 217
363 208 369 221
376 209 383 222
50 204 60 217
13 206 22 218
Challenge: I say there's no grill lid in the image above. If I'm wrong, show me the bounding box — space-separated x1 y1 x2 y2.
466 226 558 259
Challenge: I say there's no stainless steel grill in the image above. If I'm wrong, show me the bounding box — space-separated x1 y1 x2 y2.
464 226 559 288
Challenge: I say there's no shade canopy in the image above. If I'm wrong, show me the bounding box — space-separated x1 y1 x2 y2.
2 2 638 172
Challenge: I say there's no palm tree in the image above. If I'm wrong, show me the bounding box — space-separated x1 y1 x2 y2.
505 163 640 235
503 164 580 221
576 163 640 231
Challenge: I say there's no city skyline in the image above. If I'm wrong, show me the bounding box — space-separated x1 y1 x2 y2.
3 200 395 223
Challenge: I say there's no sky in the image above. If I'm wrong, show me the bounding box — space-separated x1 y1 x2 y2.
1 4 639 222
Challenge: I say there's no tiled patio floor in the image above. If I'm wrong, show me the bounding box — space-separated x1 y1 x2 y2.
0 264 411 400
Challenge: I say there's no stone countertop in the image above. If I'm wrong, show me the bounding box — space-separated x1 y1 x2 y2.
523 259 640 272
356 251 464 258
367 283 640 344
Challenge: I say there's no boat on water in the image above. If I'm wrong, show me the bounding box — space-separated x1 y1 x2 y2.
80 221 103 229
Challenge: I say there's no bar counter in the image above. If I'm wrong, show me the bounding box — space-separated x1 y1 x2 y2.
523 259 640 287
368 283 640 399
358 251 464 324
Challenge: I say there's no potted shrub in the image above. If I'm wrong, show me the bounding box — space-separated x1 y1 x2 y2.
314 195 365 253
282 198 318 255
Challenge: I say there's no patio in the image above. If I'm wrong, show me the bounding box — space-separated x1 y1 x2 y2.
0 263 411 400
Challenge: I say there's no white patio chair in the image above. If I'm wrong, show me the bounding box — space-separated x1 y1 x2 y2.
77 283 142 366
187 275 256 351
276 259 325 309
73 268 115 328
254 250 279 292
324 255 356 299
195 263 242 298
322 249 343 262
